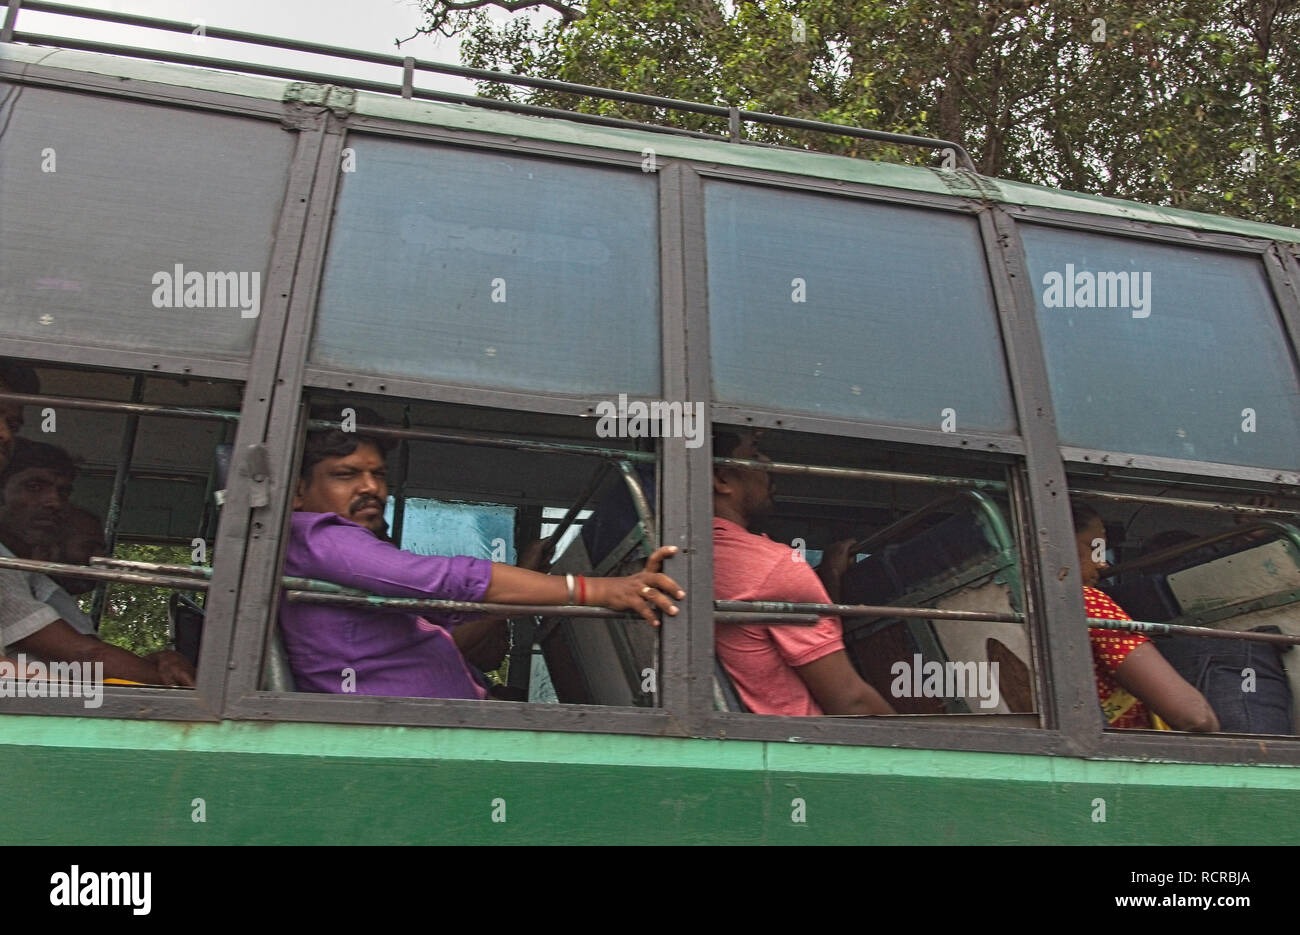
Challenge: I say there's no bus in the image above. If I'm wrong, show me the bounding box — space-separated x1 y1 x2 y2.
2 1 1299 845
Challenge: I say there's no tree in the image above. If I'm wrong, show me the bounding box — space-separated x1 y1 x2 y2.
408 0 1300 226
86 542 197 657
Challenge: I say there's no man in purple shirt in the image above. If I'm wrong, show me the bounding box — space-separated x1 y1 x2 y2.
281 420 683 699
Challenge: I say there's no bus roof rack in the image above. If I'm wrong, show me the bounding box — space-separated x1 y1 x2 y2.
2 0 978 171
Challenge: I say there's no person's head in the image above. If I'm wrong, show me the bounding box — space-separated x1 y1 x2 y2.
712 430 776 529
55 506 107 595
0 360 38 474
292 408 394 534
0 439 79 548
1070 502 1108 587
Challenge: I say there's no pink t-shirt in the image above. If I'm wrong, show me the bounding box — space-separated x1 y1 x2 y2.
713 517 846 716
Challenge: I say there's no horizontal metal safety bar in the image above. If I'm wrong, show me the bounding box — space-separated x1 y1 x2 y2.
22 556 1293 642
0 554 209 591
286 590 817 625
306 418 656 463
81 557 814 623
1070 487 1298 517
0 391 1285 511
0 390 240 422
93 557 1018 623
716 600 1022 623
1107 521 1300 577
712 456 1008 490
8 0 976 168
1086 617 1300 646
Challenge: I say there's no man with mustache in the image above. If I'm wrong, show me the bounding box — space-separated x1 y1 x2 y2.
282 416 684 698
0 360 194 685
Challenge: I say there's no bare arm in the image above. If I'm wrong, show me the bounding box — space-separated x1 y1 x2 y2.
12 620 195 686
1112 642 1219 732
795 649 895 715
483 545 685 625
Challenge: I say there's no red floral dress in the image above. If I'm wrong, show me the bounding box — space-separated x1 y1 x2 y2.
1084 587 1152 729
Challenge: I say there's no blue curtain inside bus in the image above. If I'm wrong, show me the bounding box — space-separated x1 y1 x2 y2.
703 181 1017 433
312 136 661 397
386 497 516 564
1020 225 1300 468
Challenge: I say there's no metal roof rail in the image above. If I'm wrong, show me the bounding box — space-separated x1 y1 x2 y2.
2 0 978 170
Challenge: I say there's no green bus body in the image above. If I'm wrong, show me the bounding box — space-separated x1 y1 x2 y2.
8 715 1299 845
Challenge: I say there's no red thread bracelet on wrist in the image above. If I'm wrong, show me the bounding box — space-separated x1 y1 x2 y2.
576 575 587 605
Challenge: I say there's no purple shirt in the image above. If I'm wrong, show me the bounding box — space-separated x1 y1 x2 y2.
279 512 494 698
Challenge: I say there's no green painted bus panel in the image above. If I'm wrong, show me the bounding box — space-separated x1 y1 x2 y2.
9 44 1299 245
3 717 1297 844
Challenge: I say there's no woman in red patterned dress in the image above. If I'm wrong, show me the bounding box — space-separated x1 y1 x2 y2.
1071 504 1219 732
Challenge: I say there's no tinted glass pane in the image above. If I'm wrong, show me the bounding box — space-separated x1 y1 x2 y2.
705 182 1015 432
1021 225 1300 467
313 137 660 396
0 86 291 358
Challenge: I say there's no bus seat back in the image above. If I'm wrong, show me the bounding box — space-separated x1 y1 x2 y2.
537 535 655 707
1164 538 1300 732
262 625 297 693
713 660 747 713
841 507 1033 715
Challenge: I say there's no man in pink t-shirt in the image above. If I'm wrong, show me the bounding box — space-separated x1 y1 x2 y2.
713 431 894 717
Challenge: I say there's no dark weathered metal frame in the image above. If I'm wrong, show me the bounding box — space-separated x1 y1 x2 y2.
2 24 1299 764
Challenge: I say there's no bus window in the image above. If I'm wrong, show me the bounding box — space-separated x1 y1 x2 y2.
0 86 290 360
709 425 1037 723
1021 225 1300 469
267 392 666 707
0 360 242 700
1066 479 1300 736
311 137 661 397
704 181 1016 433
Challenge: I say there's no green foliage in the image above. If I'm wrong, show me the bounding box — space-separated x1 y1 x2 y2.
87 542 198 657
414 0 1300 226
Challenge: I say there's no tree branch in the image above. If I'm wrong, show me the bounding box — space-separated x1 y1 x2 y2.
441 0 585 22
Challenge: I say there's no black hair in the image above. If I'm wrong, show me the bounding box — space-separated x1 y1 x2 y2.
300 405 394 480
0 359 39 395
712 429 744 459
1069 501 1103 532
0 438 79 486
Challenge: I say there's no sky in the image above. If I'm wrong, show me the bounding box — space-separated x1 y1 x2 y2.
11 0 517 94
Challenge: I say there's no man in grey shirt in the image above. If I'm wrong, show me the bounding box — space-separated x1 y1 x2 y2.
0 360 193 685
0 438 98 634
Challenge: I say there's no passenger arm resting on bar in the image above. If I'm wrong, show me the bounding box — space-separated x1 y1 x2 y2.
1113 642 1220 732
12 620 195 686
1 567 193 686
483 545 684 625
